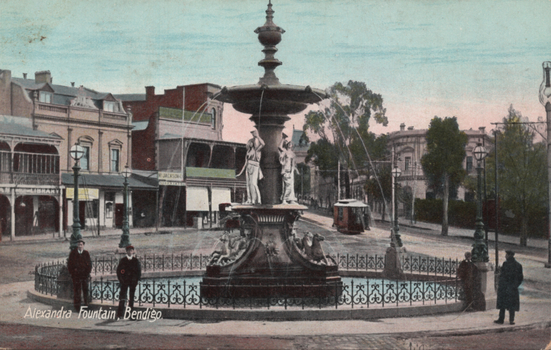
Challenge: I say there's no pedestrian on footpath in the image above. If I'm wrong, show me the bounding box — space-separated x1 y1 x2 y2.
495 250 523 325
116 245 141 319
67 239 92 312
457 251 477 311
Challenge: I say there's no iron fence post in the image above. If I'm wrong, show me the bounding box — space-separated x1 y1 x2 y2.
168 280 171 308
396 280 398 307
382 278 385 308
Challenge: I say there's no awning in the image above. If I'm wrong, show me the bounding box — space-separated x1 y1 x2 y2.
211 188 231 211
186 187 209 211
185 187 231 212
62 173 157 190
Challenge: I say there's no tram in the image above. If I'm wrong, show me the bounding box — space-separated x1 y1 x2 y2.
333 199 370 234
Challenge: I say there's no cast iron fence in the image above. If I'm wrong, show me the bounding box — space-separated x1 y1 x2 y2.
34 253 460 308
35 253 459 277
88 277 458 309
34 261 65 296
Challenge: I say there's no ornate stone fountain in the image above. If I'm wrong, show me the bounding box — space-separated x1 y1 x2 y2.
201 1 342 299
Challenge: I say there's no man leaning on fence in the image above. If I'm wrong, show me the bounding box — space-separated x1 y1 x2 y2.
457 252 478 311
67 239 92 312
116 245 141 319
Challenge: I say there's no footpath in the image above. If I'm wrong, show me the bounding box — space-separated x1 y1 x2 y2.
0 210 550 342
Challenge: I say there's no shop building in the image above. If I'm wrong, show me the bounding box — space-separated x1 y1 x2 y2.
117 84 246 228
0 115 62 240
0 69 155 236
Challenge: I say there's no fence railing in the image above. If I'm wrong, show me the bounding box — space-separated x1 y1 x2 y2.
88 277 458 310
35 253 459 277
90 254 211 275
34 253 460 309
34 262 65 296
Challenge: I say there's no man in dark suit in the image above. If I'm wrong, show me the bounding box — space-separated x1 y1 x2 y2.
495 250 524 325
116 245 141 319
67 239 92 312
457 251 478 311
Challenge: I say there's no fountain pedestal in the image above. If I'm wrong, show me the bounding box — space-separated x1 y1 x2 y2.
200 205 342 298
202 1 340 300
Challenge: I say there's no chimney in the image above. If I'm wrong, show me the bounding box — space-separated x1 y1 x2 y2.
0 70 11 87
35 70 52 84
400 123 406 131
145 86 155 98
71 82 75 87
478 126 486 134
23 73 27 79
407 126 414 130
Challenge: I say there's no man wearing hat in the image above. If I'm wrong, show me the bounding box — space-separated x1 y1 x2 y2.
67 239 92 312
116 245 141 319
495 250 523 325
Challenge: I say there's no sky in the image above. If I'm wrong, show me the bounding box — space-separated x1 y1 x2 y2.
1 0 550 143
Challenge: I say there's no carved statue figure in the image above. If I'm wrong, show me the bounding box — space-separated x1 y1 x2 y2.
295 232 335 266
70 86 98 109
208 231 250 266
237 129 265 205
265 233 279 257
278 134 299 204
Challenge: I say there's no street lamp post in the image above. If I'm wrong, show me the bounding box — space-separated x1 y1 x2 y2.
383 164 404 280
391 166 403 247
471 144 489 262
540 61 551 268
69 144 85 250
118 165 132 248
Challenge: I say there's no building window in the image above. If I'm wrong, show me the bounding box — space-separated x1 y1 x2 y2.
80 146 90 170
405 157 411 171
211 108 216 129
466 156 473 173
39 91 52 103
104 101 119 112
111 149 120 172
105 192 114 219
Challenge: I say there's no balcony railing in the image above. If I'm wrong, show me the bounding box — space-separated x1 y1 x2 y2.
0 151 60 186
37 103 69 114
35 103 129 124
186 167 236 179
12 172 60 186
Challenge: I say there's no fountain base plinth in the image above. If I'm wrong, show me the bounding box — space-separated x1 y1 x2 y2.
200 205 343 299
201 273 343 299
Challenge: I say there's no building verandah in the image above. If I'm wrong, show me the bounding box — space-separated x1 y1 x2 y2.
0 116 63 240
155 137 247 228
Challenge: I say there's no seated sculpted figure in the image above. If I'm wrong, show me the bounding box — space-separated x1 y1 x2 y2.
237 130 265 205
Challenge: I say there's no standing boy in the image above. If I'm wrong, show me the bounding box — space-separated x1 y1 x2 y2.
116 245 141 319
67 239 92 312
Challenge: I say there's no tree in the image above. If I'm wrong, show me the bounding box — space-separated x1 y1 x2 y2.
304 81 388 199
364 161 393 221
421 117 467 236
485 106 547 246
294 163 311 199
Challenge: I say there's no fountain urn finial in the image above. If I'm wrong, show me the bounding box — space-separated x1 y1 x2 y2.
255 1 285 85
